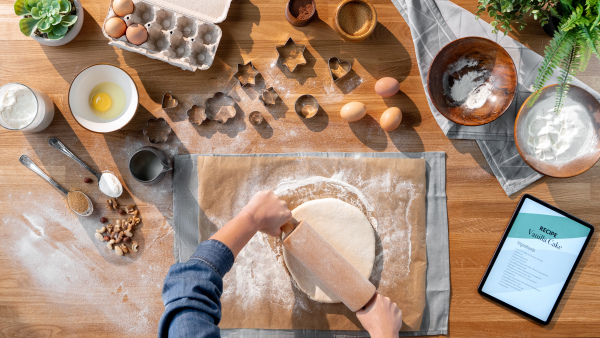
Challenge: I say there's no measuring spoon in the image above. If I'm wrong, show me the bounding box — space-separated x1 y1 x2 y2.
19 155 93 216
48 137 123 197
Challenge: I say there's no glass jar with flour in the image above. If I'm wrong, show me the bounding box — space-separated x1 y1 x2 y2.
0 83 54 132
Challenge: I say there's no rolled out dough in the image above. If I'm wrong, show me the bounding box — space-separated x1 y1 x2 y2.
283 198 376 303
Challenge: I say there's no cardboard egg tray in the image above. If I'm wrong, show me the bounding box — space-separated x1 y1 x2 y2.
102 0 231 71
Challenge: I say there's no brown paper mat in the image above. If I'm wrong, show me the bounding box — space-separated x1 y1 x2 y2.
196 156 427 331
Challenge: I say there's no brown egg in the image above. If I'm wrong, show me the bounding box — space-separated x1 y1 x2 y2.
375 77 400 97
104 17 127 38
112 0 134 17
340 102 367 122
380 107 402 131
126 24 148 45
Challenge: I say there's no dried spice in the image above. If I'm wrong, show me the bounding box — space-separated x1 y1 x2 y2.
67 191 89 214
338 2 372 36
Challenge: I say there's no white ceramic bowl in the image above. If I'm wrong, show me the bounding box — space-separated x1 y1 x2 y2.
68 64 138 133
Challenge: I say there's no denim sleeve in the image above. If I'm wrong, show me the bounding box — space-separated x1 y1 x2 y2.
158 239 235 338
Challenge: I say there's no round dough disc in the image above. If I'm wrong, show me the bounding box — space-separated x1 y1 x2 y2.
283 198 376 303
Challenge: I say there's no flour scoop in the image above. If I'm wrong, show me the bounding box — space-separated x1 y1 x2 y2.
281 218 376 312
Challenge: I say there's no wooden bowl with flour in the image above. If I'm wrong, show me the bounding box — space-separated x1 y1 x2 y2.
427 37 517 125
515 84 600 178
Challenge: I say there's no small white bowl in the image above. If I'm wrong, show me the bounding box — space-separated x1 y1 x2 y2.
68 64 139 133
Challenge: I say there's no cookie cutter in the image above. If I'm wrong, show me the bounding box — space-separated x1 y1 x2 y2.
328 57 352 82
295 94 319 118
249 111 264 125
143 117 172 143
205 92 236 123
233 61 260 86
187 105 207 125
260 87 279 106
161 92 179 109
276 37 307 72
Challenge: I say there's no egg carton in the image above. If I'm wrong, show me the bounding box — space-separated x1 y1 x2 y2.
102 0 227 71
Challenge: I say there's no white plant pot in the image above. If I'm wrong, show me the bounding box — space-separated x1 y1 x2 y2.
30 0 84 47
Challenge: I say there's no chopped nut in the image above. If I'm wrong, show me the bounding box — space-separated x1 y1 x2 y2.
123 236 131 243
106 224 113 232
84 177 92 184
106 199 113 210
115 245 123 256
111 198 118 208
100 217 108 223
131 242 139 252
107 239 115 249
115 220 121 227
115 232 124 243
96 227 106 234
132 209 139 217
103 235 110 242
118 209 126 215
124 230 133 238
134 217 141 225
94 233 104 241
120 244 129 254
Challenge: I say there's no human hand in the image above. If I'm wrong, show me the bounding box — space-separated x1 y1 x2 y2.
356 293 402 338
240 190 292 237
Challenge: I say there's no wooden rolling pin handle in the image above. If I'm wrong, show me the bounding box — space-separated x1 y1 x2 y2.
281 221 296 236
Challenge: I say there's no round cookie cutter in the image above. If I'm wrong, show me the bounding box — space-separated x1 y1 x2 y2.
295 95 319 118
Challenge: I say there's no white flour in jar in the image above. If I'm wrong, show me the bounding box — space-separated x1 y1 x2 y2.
0 83 37 129
525 95 597 163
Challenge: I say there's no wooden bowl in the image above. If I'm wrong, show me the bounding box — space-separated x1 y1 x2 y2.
333 0 377 42
285 0 317 27
427 37 517 125
514 84 600 178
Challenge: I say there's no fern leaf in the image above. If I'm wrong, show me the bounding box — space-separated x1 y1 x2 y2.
560 5 583 31
554 42 581 114
592 3 600 30
580 26 600 61
533 29 574 93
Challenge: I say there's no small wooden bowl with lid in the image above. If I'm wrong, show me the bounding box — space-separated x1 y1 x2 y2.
333 0 377 42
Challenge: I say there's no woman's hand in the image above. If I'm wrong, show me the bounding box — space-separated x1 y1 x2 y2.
356 293 403 338
240 190 292 237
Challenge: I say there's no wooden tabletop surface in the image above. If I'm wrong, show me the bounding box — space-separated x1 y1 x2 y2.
1 0 599 336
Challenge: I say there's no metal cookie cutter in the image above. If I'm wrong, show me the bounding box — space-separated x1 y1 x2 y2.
205 92 236 123
295 95 319 118
161 92 179 109
233 61 260 86
260 87 279 106
143 117 172 143
328 57 352 82
276 37 307 72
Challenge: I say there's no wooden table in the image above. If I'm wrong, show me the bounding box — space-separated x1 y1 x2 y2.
1 0 599 336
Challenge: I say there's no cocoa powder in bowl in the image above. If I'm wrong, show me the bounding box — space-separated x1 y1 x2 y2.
338 1 373 36
289 0 315 20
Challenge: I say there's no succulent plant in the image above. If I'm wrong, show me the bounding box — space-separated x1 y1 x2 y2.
14 0 78 40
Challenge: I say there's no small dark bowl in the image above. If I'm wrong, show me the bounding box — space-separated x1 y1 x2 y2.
427 37 517 126
285 0 316 27
515 84 600 178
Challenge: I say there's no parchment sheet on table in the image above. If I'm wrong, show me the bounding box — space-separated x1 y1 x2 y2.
391 0 600 195
172 152 449 336
196 156 426 331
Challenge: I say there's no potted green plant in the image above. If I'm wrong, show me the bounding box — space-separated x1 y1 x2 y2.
476 0 600 113
14 0 84 46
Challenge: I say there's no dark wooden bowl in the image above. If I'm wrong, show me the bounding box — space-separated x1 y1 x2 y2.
427 37 517 125
514 84 600 178
285 0 317 27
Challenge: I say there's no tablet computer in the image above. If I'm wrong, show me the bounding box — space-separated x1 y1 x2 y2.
478 194 594 325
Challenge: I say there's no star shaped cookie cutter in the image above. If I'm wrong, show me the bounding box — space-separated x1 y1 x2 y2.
233 61 260 86
276 37 307 72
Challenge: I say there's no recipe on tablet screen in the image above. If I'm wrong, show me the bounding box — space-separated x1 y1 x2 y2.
481 198 592 321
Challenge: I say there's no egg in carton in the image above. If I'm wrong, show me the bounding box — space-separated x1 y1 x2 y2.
102 0 232 71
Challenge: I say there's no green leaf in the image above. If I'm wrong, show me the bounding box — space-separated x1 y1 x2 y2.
51 23 67 36
37 17 51 31
581 25 600 59
58 0 70 13
14 0 30 15
18 17 39 36
26 0 41 12
51 13 61 24
60 14 76 26
47 30 64 39
30 7 41 19
50 0 59 11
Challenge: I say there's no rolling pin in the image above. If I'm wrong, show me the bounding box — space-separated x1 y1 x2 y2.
281 218 376 312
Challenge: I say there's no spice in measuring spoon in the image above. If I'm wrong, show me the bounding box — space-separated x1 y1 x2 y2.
67 191 92 215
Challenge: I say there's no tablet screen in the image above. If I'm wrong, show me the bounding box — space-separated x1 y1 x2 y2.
479 195 593 324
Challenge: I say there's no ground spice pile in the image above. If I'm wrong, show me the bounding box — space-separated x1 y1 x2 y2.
338 1 372 36
290 0 314 20
67 191 89 214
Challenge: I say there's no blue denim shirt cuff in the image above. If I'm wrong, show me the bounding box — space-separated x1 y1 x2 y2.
189 239 234 278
